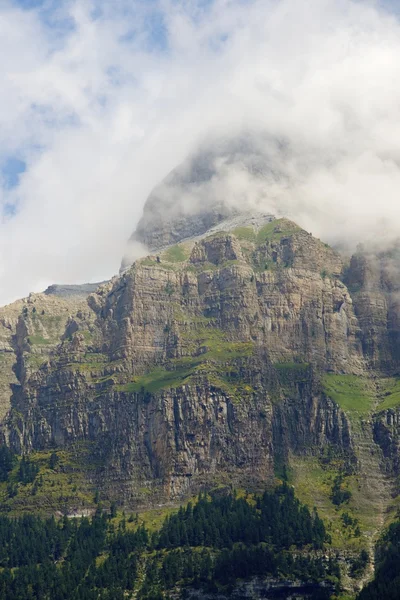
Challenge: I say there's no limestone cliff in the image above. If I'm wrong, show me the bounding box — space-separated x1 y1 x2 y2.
0 219 366 500
0 290 98 421
1 215 400 566
344 244 400 373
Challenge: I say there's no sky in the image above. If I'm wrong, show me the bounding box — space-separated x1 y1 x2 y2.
1 0 400 305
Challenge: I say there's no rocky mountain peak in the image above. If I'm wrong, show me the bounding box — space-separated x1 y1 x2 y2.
121 134 286 269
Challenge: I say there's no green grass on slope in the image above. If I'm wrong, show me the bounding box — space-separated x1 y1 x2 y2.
232 219 302 245
27 334 51 345
163 244 190 263
376 378 400 411
0 448 95 516
118 341 254 396
232 226 257 242
256 219 301 243
118 364 193 394
322 375 374 416
290 456 369 552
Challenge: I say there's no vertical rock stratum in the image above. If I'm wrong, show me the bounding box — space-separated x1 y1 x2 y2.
1 161 400 590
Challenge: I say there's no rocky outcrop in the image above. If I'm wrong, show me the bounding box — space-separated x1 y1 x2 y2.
109 223 363 373
0 291 97 420
1 218 370 506
373 408 400 473
6 361 353 504
2 214 400 516
185 577 335 600
345 245 400 373
44 282 105 298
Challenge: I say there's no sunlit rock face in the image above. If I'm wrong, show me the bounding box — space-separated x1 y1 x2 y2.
2 139 400 522
2 217 364 506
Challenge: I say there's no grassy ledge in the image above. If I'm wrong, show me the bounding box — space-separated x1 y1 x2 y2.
117 342 254 396
376 378 400 411
322 375 375 416
257 219 301 243
232 219 302 245
162 244 190 263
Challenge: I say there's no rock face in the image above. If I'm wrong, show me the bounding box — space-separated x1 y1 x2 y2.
44 282 105 299
185 577 334 600
0 291 96 422
2 213 400 522
344 244 400 373
0 218 372 504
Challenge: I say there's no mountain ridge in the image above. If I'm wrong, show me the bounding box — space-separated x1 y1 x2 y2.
1 210 400 597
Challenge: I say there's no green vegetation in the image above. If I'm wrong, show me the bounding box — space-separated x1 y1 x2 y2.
140 257 157 267
358 520 400 600
232 226 256 241
290 456 370 552
275 362 310 382
163 243 189 263
135 220 304 281
27 334 51 345
67 353 108 379
322 375 374 416
0 446 16 482
164 281 175 296
134 504 183 533
118 364 193 394
250 258 278 273
273 454 293 482
81 329 95 344
0 447 95 516
26 354 47 370
118 341 253 397
256 218 301 243
49 452 59 470
83 351 107 363
17 456 39 484
0 484 339 600
180 317 252 363
331 475 352 506
341 512 360 537
232 219 302 246
350 549 369 579
376 377 400 410
157 484 328 549
268 362 312 405
23 312 67 351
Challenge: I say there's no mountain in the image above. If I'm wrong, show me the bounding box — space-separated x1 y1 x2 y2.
1 213 399 507
121 133 287 268
1 162 400 596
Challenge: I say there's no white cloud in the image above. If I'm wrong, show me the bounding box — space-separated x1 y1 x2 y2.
1 0 400 304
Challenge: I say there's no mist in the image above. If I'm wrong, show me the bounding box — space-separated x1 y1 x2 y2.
1 0 400 305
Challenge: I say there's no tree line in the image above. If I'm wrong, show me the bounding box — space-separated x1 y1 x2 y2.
358 520 400 600
0 484 339 600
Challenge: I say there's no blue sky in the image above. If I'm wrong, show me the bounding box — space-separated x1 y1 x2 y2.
2 0 400 305
1 157 26 190
0 0 222 197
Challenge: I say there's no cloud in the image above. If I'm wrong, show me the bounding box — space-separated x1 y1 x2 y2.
1 0 400 304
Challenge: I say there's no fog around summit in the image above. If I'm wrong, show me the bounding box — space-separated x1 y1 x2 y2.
1 0 400 304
